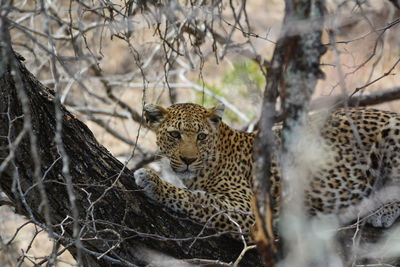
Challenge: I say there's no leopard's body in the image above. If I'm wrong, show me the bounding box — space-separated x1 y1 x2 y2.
134 103 400 241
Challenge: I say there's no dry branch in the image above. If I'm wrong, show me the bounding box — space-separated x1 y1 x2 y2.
310 86 400 110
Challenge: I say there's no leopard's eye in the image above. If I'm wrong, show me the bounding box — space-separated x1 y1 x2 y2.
169 131 181 139
197 133 207 141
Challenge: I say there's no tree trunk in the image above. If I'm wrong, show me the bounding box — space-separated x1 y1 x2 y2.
252 1 400 266
0 28 262 267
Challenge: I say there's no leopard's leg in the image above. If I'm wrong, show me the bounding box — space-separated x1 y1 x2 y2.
134 168 254 239
367 202 400 228
366 118 400 228
369 118 400 186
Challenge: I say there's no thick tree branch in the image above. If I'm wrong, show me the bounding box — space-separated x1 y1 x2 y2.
310 86 400 110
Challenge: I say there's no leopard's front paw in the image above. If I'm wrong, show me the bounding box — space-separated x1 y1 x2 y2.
134 168 160 200
367 203 400 228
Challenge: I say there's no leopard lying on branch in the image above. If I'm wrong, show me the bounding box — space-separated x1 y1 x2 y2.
135 103 400 241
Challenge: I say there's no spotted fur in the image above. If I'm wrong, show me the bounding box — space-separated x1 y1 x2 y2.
134 103 400 241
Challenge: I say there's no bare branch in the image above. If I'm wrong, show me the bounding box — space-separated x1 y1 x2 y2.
311 86 400 110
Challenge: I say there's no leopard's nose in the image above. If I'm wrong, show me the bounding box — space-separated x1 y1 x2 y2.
180 156 197 165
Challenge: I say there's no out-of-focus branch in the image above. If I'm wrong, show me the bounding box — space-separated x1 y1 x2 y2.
68 106 130 119
324 17 400 95
389 0 400 8
90 65 145 127
89 117 144 148
278 0 327 266
253 0 327 266
165 20 272 70
201 24 271 70
67 106 161 168
310 86 400 110
351 58 400 96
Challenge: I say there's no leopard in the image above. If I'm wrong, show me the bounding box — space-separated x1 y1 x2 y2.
134 103 400 242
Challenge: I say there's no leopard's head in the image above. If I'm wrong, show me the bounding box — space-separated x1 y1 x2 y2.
144 103 224 177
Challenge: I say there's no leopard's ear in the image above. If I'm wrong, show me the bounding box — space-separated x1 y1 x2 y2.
207 103 225 124
143 104 169 129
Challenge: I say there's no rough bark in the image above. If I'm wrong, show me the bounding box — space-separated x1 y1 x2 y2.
0 32 262 267
251 13 283 267
253 0 326 265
